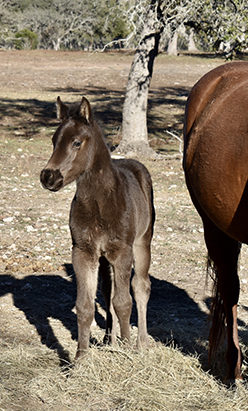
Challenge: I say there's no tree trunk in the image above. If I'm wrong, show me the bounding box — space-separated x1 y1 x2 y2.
52 38 61 51
117 1 162 157
188 28 197 52
167 31 178 56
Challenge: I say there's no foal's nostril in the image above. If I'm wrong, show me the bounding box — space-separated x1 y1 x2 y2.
40 168 63 191
40 169 53 186
42 169 51 184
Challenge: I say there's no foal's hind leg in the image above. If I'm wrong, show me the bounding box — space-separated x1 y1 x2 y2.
111 246 133 343
131 238 151 349
203 218 243 382
99 256 117 345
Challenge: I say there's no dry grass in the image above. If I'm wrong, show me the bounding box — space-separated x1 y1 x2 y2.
1 338 248 411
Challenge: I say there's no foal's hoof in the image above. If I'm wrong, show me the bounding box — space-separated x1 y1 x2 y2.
136 336 150 350
75 348 88 361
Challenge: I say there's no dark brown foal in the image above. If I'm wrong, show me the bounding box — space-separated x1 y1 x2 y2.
40 96 155 358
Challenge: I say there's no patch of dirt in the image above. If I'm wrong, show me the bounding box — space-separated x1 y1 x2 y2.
1 50 248 389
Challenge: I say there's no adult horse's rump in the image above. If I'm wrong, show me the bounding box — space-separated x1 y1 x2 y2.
40 97 155 359
183 61 248 382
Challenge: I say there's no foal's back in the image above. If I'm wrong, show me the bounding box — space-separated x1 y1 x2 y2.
114 158 153 197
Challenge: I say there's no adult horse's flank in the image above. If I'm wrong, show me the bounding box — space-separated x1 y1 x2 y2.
40 97 155 359
183 61 248 382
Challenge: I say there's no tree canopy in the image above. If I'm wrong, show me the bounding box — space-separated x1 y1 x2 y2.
0 0 248 57
0 0 135 50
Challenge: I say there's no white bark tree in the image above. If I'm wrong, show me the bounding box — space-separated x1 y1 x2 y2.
118 0 190 155
167 30 178 55
118 0 163 156
187 28 197 52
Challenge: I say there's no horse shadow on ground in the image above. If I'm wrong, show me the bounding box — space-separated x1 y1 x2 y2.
0 264 248 379
0 264 77 366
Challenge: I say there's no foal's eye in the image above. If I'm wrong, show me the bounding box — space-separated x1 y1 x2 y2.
72 140 82 149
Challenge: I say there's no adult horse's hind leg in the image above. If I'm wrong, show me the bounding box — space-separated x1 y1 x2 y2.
203 217 243 382
99 256 117 345
131 238 151 349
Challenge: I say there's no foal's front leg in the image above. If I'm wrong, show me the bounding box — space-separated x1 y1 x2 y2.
72 246 99 359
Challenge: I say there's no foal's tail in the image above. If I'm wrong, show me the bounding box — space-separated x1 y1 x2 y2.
207 256 226 362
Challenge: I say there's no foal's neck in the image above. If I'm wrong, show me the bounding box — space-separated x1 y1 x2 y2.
76 135 117 199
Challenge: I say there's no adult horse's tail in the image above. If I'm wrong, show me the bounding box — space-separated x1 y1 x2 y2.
207 256 226 362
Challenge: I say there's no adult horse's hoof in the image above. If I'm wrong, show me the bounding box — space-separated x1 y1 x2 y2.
224 377 244 387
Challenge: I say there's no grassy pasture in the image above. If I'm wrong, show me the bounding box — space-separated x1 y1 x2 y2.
1 50 248 410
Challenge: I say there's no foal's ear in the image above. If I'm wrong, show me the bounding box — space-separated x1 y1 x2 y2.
56 96 68 121
79 97 92 124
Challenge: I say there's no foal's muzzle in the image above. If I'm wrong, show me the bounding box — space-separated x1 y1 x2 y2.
40 168 63 192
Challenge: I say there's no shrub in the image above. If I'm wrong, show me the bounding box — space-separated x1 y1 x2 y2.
14 28 38 50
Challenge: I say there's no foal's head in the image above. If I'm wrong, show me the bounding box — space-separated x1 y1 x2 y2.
40 96 102 191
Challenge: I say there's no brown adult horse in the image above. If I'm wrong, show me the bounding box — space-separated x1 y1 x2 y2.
183 61 248 383
40 97 155 359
